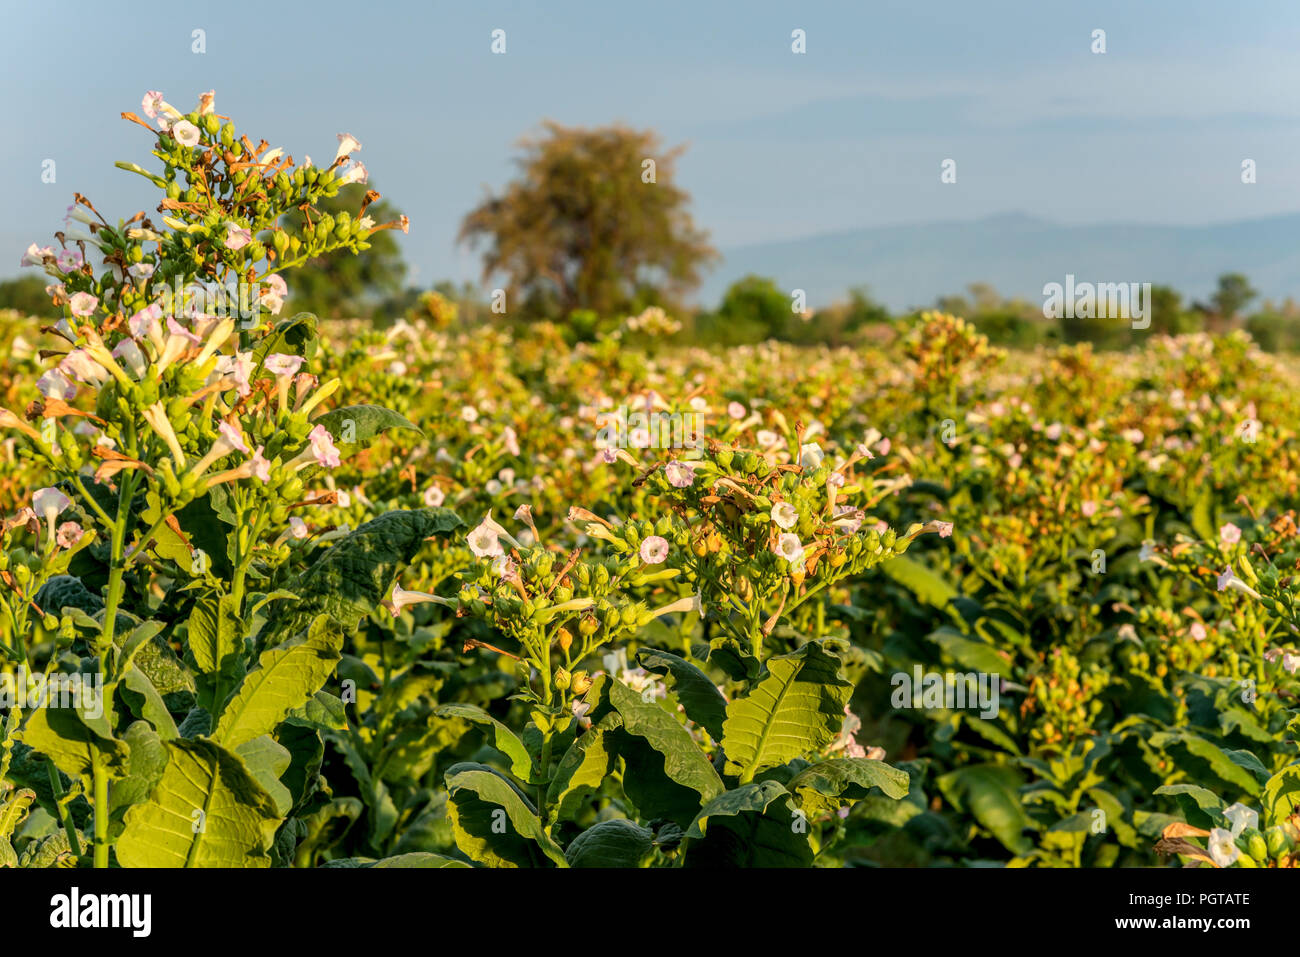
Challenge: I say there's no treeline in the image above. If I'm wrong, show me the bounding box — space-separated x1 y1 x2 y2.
9 268 1300 352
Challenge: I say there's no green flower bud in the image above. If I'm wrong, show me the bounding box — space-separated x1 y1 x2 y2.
1247 831 1268 862
553 667 571 691
1266 826 1293 858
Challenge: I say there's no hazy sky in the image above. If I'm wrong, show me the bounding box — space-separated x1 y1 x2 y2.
4 0 1300 292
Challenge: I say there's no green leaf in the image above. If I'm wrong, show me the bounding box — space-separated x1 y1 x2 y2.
927 626 1007 675
682 780 813 867
369 852 471 868
787 757 910 817
109 722 168 831
936 764 1034 855
235 735 293 817
432 703 533 782
565 819 655 867
255 311 318 362
116 738 281 867
546 713 620 822
260 508 463 644
1155 783 1227 830
1149 731 1263 796
33 575 102 616
213 617 344 750
637 648 728 741
120 661 180 739
444 763 566 868
586 675 724 826
310 404 422 452
20 706 128 780
1263 763 1300 821
187 592 243 675
286 691 348 732
720 641 853 780
881 555 958 616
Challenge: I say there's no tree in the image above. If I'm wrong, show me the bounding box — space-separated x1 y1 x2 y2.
458 122 717 318
698 275 793 344
284 186 408 319
1209 273 1257 322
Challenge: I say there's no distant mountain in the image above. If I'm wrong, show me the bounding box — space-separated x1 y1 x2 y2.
699 213 1300 312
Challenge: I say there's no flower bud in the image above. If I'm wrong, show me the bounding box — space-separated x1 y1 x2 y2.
553 667 571 691
571 671 592 695
557 627 573 652
579 614 599 637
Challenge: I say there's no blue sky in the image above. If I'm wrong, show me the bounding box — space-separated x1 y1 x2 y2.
4 0 1300 297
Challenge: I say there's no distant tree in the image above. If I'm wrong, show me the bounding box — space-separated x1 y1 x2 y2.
700 275 793 344
0 275 58 317
285 186 408 319
1209 273 1257 321
458 122 718 318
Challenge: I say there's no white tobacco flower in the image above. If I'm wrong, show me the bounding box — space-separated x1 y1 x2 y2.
775 532 805 566
1208 828 1240 868
770 501 798 530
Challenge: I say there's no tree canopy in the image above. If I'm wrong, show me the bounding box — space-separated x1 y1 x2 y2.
458 122 717 318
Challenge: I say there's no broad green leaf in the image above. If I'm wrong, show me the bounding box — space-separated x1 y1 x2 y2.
787 757 910 817
20 706 128 780
926 626 1008 676
116 738 281 867
587 676 724 825
260 508 463 644
547 713 622 822
254 311 318 362
682 780 812 867
565 819 655 868
214 617 344 750
369 852 471 868
1087 787 1138 847
120 662 179 739
187 592 243 675
720 641 853 780
109 722 168 828
433 703 533 782
936 764 1035 855
1263 763 1300 821
33 575 102 616
235 735 294 817
637 648 728 741
881 555 959 616
111 620 194 699
287 691 348 732
1149 732 1263 797
310 404 422 451
444 763 566 868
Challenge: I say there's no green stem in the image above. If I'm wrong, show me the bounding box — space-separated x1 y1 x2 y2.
46 757 83 859
92 758 108 867
90 468 136 868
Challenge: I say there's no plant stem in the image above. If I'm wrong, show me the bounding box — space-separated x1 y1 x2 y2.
45 757 82 859
92 758 108 867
